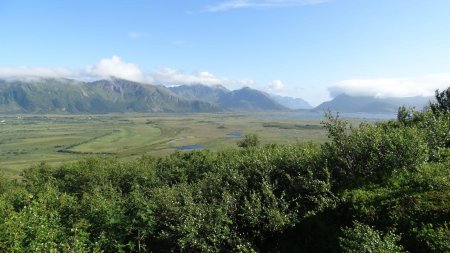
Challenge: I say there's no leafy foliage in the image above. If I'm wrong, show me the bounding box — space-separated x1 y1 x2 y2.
339 221 406 253
430 87 450 115
413 223 450 252
323 111 428 188
237 133 261 148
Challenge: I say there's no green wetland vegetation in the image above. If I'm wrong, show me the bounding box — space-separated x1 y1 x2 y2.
0 112 329 178
0 88 449 252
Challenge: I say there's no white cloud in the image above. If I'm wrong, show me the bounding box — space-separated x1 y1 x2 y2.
151 67 254 87
0 66 75 80
0 57 254 89
0 57 151 82
268 79 284 91
85 56 152 83
204 0 328 12
330 74 450 98
83 57 254 87
152 68 221 85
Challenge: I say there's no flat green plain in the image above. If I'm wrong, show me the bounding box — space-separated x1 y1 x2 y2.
0 112 335 177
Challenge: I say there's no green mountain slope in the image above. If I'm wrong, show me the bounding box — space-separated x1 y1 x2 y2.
218 87 287 111
0 78 220 113
271 94 312 109
168 84 229 103
169 84 287 111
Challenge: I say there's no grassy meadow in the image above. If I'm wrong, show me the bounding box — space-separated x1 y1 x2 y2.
0 112 335 177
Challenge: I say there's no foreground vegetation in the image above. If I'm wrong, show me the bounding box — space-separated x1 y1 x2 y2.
0 88 449 252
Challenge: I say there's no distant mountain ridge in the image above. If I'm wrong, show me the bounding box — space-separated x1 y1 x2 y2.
168 84 228 104
315 94 433 113
169 84 287 111
0 78 291 113
270 95 312 109
1 78 436 114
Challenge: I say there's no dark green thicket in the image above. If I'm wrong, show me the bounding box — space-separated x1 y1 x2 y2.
339 221 406 253
323 111 429 189
0 87 449 252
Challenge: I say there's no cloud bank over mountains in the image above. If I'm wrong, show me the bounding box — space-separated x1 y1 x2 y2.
151 68 254 87
0 66 76 80
0 56 253 88
329 74 450 98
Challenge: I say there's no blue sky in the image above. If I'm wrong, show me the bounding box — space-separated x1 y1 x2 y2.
1 0 450 105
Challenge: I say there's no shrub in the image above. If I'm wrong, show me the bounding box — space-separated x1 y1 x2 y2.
430 87 450 115
339 221 406 253
237 133 261 148
412 223 450 253
322 113 428 188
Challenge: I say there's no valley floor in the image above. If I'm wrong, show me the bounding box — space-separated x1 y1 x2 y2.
0 112 338 177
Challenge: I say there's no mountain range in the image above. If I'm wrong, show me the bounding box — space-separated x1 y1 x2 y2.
314 94 433 113
0 77 434 114
270 95 312 110
168 84 287 111
0 78 218 113
0 78 289 113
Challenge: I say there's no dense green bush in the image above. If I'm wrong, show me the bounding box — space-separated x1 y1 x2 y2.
0 144 337 252
412 223 450 252
339 221 406 253
398 88 450 160
237 133 261 148
341 160 450 252
323 112 428 189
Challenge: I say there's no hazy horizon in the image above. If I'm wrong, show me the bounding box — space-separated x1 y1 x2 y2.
1 0 449 106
